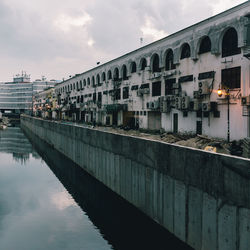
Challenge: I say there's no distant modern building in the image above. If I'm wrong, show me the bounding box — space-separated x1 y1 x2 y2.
0 72 60 116
54 1 250 141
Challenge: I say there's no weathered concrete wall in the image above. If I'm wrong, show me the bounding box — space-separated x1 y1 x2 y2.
21 116 250 250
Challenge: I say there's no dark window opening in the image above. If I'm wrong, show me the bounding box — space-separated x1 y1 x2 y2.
87 78 90 85
152 81 161 96
123 87 129 99
122 65 128 80
198 71 215 80
83 80 86 86
98 92 102 102
92 76 95 86
140 83 149 89
131 62 137 73
165 78 176 95
97 75 101 86
221 66 241 89
114 89 121 100
199 36 211 54
73 83 75 90
131 85 139 90
180 43 191 59
108 71 112 80
114 68 119 81
102 72 106 82
178 75 193 83
93 93 96 103
141 58 147 70
165 50 176 70
152 54 161 72
222 28 241 57
80 80 83 89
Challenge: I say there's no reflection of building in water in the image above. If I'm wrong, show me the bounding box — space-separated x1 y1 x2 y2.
0 127 37 164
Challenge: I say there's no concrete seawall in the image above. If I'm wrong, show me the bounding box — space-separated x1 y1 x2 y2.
21 116 250 250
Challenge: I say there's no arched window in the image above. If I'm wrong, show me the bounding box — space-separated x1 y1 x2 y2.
83 79 86 86
122 65 128 80
131 62 137 73
102 72 106 82
108 70 112 80
73 83 76 90
180 43 191 59
87 78 90 86
165 50 175 70
140 58 147 70
96 74 100 85
152 54 161 72
113 68 119 80
92 76 95 86
199 36 211 54
222 28 241 57
70 84 72 91
76 82 79 90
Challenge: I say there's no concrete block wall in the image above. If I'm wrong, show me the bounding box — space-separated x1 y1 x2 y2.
21 116 250 250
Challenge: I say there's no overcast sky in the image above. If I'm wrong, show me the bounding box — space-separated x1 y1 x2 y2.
0 0 246 82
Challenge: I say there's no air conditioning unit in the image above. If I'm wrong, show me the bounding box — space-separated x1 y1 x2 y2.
175 97 182 109
202 102 211 112
150 102 155 109
162 70 176 78
173 89 179 95
154 100 160 110
172 83 179 89
136 89 143 97
181 96 190 110
151 72 161 79
191 100 202 111
193 91 200 99
198 81 210 95
160 101 170 113
241 95 250 106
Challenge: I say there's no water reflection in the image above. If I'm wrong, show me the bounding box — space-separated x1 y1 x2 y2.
0 128 111 250
0 127 39 164
24 127 193 250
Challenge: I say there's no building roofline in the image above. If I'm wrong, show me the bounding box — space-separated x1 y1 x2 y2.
60 1 250 84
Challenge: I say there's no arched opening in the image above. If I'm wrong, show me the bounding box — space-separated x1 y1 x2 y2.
80 80 82 89
152 54 161 72
108 70 112 80
96 74 100 85
140 58 147 70
87 78 90 86
83 79 86 86
76 82 79 90
165 49 175 71
131 62 137 73
102 72 106 82
92 76 95 86
122 65 128 80
113 68 119 81
180 43 191 59
73 83 76 90
222 27 241 57
199 36 211 54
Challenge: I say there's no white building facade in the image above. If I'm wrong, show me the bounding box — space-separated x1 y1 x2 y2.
55 2 250 140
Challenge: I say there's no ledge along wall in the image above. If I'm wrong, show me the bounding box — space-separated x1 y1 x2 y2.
21 116 250 250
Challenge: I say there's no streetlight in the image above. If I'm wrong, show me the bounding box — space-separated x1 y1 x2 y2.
217 87 230 142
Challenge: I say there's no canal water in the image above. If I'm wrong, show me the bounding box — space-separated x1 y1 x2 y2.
0 127 192 250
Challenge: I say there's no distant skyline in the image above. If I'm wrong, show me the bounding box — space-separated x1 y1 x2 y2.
0 0 246 82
